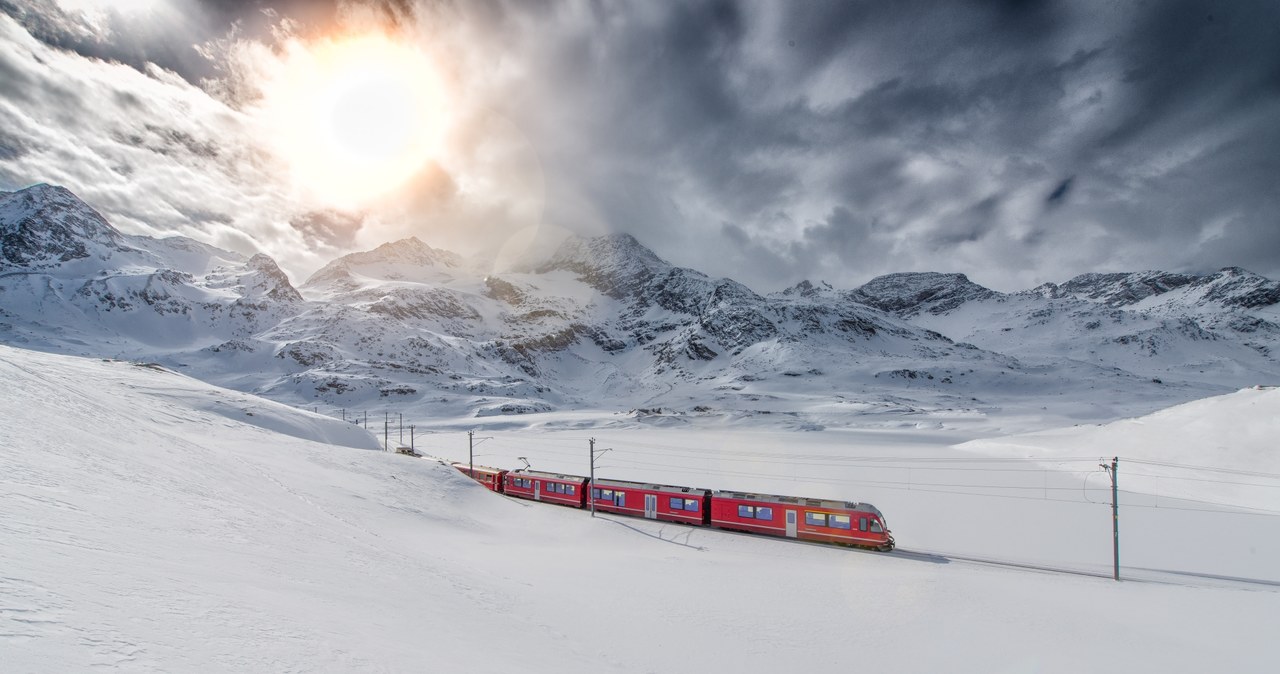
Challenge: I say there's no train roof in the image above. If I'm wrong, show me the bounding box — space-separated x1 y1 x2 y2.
510 469 589 482
592 477 710 496
710 490 885 516
451 463 504 476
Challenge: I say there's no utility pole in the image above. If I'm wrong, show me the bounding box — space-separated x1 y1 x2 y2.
464 431 494 477
1100 457 1119 581
384 416 389 452
589 437 611 518
409 425 415 452
398 413 403 444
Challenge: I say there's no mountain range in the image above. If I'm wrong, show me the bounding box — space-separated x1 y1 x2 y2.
2 183 1277 431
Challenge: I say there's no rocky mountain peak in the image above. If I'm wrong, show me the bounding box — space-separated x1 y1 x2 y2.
1201 267 1280 309
538 233 673 298
244 254 303 303
302 236 464 289
777 279 836 299
849 272 998 317
1056 271 1200 307
1 182 131 269
1051 268 1279 311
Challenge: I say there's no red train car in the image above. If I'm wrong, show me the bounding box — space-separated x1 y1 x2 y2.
503 469 588 508
452 463 507 493
589 478 710 525
710 491 894 551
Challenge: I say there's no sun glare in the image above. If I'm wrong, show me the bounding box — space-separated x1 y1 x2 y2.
261 35 446 207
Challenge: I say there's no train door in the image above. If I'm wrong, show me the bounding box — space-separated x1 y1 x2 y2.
785 510 798 538
534 480 542 501
644 494 658 519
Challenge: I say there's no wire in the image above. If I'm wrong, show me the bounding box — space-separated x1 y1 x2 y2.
1122 458 1280 480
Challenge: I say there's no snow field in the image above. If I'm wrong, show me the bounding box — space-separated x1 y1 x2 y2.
2 345 1278 672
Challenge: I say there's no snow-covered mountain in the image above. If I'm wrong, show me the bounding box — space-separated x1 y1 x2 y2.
849 269 1280 390
0 184 304 353
2 183 1277 428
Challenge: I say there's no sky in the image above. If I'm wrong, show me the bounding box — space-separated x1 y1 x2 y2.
0 0 1277 292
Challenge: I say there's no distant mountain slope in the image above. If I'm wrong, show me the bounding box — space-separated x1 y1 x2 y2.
848 272 1000 317
0 183 303 351
2 183 1277 428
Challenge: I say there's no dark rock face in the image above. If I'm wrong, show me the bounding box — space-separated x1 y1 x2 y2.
0 184 132 269
1055 271 1200 306
848 272 999 317
1202 268 1280 309
484 276 526 305
1051 268 1280 311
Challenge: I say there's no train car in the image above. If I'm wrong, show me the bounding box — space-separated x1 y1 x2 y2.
589 478 710 525
503 469 588 508
452 463 507 493
710 491 894 551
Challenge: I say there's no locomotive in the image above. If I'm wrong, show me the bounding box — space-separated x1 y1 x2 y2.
453 463 895 552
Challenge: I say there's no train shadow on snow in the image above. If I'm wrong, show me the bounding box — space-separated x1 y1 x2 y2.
594 512 949 564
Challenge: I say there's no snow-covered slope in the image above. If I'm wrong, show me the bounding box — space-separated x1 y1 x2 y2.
3 344 1278 673
959 385 1280 510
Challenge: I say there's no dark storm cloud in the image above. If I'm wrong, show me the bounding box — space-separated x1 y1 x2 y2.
2 0 1278 290
0 127 31 160
483 0 1280 289
1045 177 1073 207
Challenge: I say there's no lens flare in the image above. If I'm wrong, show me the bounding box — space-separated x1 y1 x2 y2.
258 34 447 207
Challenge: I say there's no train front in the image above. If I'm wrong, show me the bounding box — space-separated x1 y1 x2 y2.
865 505 895 551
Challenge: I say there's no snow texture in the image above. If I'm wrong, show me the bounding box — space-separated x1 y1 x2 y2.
2 344 1279 673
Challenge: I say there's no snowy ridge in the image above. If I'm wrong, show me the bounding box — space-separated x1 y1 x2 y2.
1 183 1278 429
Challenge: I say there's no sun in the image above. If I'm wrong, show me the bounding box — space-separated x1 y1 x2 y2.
259 34 447 207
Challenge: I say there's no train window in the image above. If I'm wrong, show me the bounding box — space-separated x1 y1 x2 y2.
870 520 884 533
683 499 699 512
859 518 868 532
805 512 827 527
738 505 755 518
670 497 684 510
830 514 851 529
592 488 601 499
601 490 614 501
567 485 575 495
755 507 772 520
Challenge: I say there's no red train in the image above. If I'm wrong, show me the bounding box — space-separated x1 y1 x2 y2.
451 462 895 551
